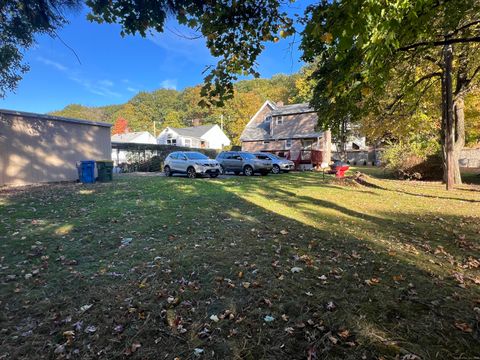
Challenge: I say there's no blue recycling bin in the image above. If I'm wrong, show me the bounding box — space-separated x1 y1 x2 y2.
77 160 96 183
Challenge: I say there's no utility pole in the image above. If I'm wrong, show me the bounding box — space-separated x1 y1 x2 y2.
220 114 224 131
153 121 156 137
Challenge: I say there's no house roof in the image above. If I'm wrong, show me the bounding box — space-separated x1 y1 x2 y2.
167 124 217 139
111 131 154 143
270 103 315 116
240 101 322 141
0 108 112 128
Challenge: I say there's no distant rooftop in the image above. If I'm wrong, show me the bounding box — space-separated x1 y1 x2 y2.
166 124 217 138
270 103 315 116
111 131 154 143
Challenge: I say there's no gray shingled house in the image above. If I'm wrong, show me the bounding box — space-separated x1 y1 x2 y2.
240 101 331 163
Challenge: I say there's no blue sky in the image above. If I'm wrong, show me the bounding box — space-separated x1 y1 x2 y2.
0 4 308 114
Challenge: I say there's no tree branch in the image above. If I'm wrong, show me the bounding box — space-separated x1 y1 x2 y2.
398 36 480 51
386 72 442 113
447 19 480 37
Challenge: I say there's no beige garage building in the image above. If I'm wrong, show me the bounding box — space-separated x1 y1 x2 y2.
0 109 112 186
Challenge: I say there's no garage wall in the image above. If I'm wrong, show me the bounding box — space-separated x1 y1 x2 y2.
0 110 111 186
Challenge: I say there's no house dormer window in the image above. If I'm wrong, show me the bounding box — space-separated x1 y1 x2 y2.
265 116 272 123
276 116 283 125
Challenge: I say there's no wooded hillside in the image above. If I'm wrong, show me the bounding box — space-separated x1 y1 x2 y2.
50 73 308 145
50 70 480 147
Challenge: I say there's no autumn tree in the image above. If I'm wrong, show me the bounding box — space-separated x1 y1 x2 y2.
112 117 129 135
301 0 480 189
85 0 293 106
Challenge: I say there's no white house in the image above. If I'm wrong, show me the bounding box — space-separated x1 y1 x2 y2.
111 131 157 145
157 124 231 150
111 131 157 165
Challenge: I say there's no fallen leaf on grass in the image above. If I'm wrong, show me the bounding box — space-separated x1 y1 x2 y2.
210 315 219 322
307 345 317 360
84 325 96 334
124 342 141 356
54 344 66 354
264 315 275 322
193 348 204 356
326 301 336 311
392 275 405 282
114 324 124 333
280 229 289 235
328 334 338 344
242 282 251 288
454 322 473 333
338 329 350 339
291 267 303 273
365 278 381 286
285 327 295 334
79 304 92 313
63 330 75 337
401 355 421 360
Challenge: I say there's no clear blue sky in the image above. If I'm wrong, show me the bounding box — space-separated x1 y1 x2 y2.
0 4 309 114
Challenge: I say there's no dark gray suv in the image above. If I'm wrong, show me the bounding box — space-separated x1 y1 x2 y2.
216 151 272 176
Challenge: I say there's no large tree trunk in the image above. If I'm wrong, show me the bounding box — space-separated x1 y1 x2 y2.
453 96 465 184
442 45 456 190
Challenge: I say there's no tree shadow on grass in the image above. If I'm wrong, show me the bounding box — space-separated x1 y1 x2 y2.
0 175 479 360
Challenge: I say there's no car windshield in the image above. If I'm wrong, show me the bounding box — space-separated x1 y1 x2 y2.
241 153 256 160
185 152 208 160
265 153 281 160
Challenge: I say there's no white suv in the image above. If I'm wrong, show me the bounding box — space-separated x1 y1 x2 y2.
164 151 222 178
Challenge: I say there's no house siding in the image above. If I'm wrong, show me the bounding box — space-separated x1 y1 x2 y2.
270 113 317 139
0 110 111 186
158 125 230 150
242 139 319 152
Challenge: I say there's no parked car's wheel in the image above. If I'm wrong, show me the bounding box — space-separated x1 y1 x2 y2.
210 172 219 178
164 166 172 177
272 164 281 174
243 165 254 176
260 171 269 176
187 167 196 179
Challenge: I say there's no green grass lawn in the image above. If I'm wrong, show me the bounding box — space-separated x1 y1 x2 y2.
1 171 479 359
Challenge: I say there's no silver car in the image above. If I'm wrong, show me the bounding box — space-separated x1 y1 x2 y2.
254 152 295 174
216 151 272 176
164 151 221 178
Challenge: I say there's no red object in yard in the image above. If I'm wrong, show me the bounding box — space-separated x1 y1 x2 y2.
335 165 350 178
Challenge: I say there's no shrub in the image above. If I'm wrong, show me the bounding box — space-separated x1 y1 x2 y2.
382 139 442 180
137 156 163 172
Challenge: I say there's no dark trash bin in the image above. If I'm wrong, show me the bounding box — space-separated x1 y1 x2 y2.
77 160 96 184
96 160 114 182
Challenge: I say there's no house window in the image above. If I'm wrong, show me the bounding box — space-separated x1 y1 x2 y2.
265 116 272 123
285 139 292 149
276 116 283 125
185 138 192 147
302 139 313 149
167 139 177 145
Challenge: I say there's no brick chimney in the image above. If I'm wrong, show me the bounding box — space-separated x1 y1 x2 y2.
191 118 202 127
276 101 284 107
